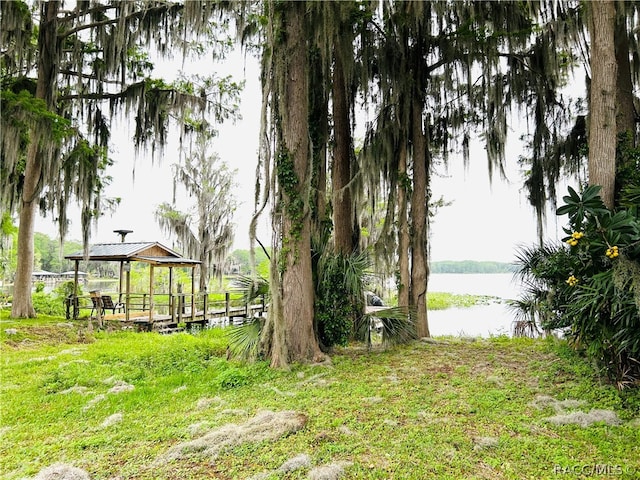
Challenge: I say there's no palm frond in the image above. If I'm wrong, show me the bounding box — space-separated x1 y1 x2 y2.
226 318 264 360
317 248 371 297
507 296 542 337
355 306 415 348
231 275 270 304
512 242 564 284
378 306 416 346
620 184 640 210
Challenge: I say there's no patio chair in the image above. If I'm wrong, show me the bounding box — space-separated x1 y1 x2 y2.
101 295 125 314
90 295 125 316
90 296 100 317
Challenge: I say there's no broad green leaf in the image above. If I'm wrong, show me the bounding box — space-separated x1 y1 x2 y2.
581 185 602 202
556 204 573 216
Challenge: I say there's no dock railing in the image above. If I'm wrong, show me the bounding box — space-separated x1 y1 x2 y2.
66 290 267 329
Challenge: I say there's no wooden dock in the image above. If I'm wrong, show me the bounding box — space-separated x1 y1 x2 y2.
70 290 267 333
79 293 398 334
122 302 266 333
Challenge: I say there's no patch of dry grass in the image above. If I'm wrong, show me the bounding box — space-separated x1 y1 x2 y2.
155 410 308 465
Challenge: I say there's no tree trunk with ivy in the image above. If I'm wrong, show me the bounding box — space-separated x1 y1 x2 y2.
268 2 324 367
11 1 59 318
588 0 617 209
397 139 410 309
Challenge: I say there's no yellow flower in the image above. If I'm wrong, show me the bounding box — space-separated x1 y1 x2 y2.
566 238 578 247
605 246 619 259
566 275 579 287
571 232 584 239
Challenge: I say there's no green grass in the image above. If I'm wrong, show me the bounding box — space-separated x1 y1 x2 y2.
427 291 497 310
1 316 639 479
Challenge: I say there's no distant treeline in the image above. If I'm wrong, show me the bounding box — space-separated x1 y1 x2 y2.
430 260 517 274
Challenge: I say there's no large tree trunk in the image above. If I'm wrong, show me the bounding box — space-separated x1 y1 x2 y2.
309 49 329 230
12 143 41 318
11 1 59 318
614 12 635 139
199 253 208 292
613 8 636 204
272 2 323 366
397 139 410 308
332 48 354 255
588 0 617 209
410 100 430 338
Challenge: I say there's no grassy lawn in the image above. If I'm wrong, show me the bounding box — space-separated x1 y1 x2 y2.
1 315 639 479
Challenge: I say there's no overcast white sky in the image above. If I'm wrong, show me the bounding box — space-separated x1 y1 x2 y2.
35 50 567 263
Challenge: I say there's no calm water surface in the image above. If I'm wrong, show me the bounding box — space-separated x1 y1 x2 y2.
427 273 523 338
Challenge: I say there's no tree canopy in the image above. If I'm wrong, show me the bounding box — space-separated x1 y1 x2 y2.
1 0 241 317
155 137 238 291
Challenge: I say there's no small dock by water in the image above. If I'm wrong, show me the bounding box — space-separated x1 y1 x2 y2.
68 291 267 333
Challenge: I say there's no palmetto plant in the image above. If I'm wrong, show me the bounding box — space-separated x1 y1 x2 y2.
354 306 416 349
511 185 640 388
231 275 270 305
225 275 269 360
226 317 264 360
314 246 416 350
508 242 576 335
227 248 415 359
314 248 369 350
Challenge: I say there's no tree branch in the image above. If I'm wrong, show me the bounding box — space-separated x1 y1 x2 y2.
426 57 448 74
59 5 118 23
57 81 147 101
58 4 183 39
58 69 121 85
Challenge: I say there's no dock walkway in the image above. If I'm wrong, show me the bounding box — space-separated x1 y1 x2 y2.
122 302 266 333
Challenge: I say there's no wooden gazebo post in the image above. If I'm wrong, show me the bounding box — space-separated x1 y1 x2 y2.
191 266 196 321
113 229 132 303
72 259 80 319
149 265 155 323
169 266 174 324
125 262 131 322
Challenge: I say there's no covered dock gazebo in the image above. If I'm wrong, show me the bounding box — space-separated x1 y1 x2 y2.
65 242 200 322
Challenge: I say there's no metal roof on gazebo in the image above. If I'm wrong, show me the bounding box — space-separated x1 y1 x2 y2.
32 270 57 277
134 256 201 267
65 242 199 265
61 270 87 277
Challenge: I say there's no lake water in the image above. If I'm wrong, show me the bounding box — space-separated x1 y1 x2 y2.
427 273 523 338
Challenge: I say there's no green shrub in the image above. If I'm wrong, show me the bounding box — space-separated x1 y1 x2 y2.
513 184 640 388
315 250 368 350
55 280 82 298
217 366 250 389
32 292 67 317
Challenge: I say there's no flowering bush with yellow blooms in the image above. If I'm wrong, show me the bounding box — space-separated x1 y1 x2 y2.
565 231 584 247
605 245 619 259
565 275 579 286
512 184 640 388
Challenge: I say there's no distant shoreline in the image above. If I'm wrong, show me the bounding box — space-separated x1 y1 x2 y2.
430 260 516 274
